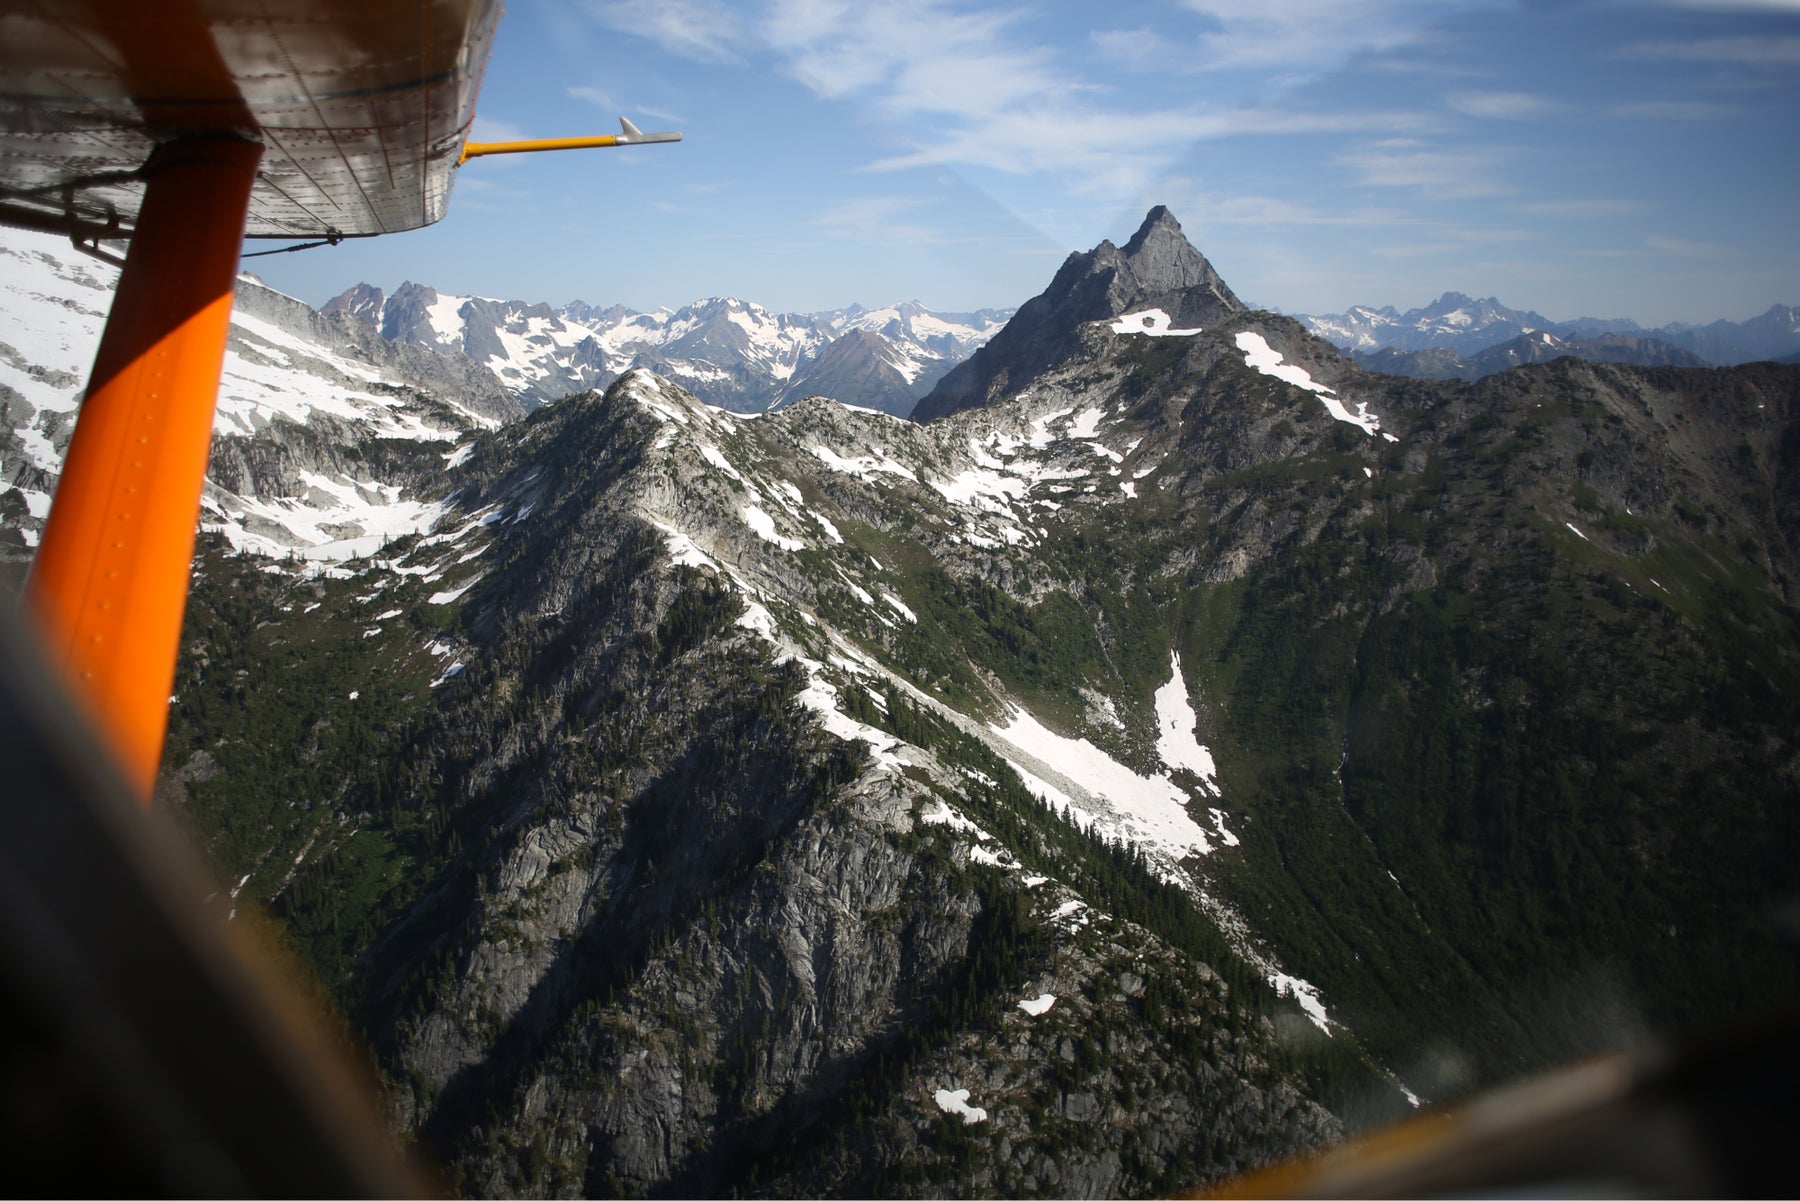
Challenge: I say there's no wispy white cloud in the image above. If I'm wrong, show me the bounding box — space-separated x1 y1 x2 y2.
1089 26 1187 72
566 85 618 110
567 85 687 125
1652 0 1800 11
1176 0 1498 74
1617 35 1800 64
1170 189 1415 228
579 0 1441 203
761 2 1056 113
1448 90 1557 120
469 115 529 142
1607 99 1733 119
1373 236 1530 260
817 196 963 246
862 104 1436 201
1518 198 1646 217
1645 234 1735 257
1335 139 1513 199
580 0 745 64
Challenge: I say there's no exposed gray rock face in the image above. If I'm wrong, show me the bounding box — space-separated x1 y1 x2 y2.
779 327 922 417
913 206 1244 421
1118 205 1239 309
320 281 385 324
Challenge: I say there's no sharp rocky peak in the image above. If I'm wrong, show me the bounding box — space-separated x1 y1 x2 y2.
913 205 1244 422
1117 205 1224 297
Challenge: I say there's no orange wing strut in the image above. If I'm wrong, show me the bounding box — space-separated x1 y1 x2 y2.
24 137 264 803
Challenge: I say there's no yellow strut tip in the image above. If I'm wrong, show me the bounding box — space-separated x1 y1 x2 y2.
457 119 681 165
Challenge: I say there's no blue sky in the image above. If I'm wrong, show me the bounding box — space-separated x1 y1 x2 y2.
254 0 1800 327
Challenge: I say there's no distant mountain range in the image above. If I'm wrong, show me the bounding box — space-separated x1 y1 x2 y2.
1294 291 1800 368
322 270 1798 418
1354 330 1711 382
322 282 1012 416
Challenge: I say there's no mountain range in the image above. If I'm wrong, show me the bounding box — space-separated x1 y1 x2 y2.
1353 329 1712 382
1295 290 1800 366
3 211 1798 1197
322 281 1011 416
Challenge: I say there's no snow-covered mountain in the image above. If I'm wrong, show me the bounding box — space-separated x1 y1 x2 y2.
1297 292 1800 365
1295 292 1557 356
0 226 519 564
323 282 1011 415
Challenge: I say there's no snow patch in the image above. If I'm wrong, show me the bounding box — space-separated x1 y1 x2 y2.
1067 407 1105 439
1235 331 1385 438
740 505 804 551
808 508 844 543
425 293 467 343
1270 973 1332 1035
1018 993 1057 1016
1107 308 1203 337
992 706 1219 861
1207 808 1241 848
698 443 744 482
809 443 918 483
933 1088 988 1124
881 592 918 623
427 578 480 605
1154 652 1220 793
652 520 720 571
920 801 979 835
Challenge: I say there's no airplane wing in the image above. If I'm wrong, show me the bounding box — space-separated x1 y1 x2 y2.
0 0 502 241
